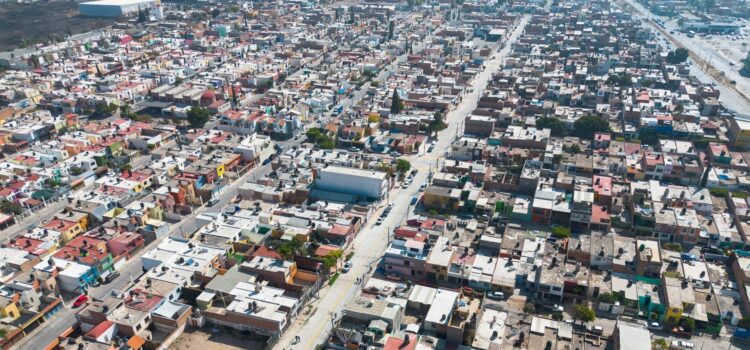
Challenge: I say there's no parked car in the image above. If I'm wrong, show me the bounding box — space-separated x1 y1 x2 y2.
376 218 383 225
206 197 220 207
670 340 694 349
552 304 564 312
586 325 603 335
73 294 89 308
103 272 120 284
342 262 352 273
486 291 505 300
672 327 692 338
648 322 662 331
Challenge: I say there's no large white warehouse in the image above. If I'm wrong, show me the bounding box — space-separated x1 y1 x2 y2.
79 0 155 17
314 166 388 200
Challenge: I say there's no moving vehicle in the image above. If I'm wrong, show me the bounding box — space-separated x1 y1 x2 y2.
206 197 220 207
73 294 89 308
342 262 352 273
103 272 120 284
376 218 383 225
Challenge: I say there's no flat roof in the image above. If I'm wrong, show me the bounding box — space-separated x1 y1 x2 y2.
617 322 651 350
424 289 459 325
80 0 154 6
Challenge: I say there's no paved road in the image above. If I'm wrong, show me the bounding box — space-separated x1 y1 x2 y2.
10 12 396 347
0 183 99 243
619 0 750 114
10 157 276 350
273 14 531 350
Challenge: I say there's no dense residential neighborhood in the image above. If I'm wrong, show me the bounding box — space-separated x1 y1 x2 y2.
0 0 748 349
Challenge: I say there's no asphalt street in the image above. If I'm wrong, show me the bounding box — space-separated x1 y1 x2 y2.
272 14 531 350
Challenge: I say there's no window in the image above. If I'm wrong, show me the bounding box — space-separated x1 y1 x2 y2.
136 324 142 331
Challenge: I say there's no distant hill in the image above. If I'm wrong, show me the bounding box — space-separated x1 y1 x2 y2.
0 0 113 52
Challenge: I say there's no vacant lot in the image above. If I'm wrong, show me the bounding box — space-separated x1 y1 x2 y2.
170 328 266 350
0 0 112 51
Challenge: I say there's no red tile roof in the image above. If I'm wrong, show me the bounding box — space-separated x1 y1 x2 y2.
314 245 341 257
85 320 114 339
383 333 417 350
328 224 351 237
254 246 282 260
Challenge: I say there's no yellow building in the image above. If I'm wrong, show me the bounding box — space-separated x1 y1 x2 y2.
44 218 84 244
663 276 696 324
730 116 750 150
0 297 20 320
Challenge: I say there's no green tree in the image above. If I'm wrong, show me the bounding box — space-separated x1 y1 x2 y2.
573 304 596 324
551 226 571 238
638 128 660 146
568 144 582 154
598 292 617 304
682 317 696 331
606 73 632 87
653 338 668 350
667 48 689 64
523 302 535 314
0 200 23 215
321 249 343 269
429 112 447 133
306 128 335 149
741 52 750 78
119 103 130 117
535 116 567 137
396 159 411 173
573 115 611 140
95 103 118 117
45 178 62 189
390 88 404 114
187 106 210 128
231 86 239 107
276 237 305 259
137 8 150 23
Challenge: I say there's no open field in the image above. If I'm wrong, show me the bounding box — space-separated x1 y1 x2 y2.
170 328 267 350
0 0 112 51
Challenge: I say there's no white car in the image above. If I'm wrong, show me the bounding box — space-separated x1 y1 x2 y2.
670 340 694 349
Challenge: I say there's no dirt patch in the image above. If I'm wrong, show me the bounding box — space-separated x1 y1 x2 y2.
170 328 267 350
0 0 113 52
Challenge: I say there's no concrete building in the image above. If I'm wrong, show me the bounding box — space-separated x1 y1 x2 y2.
313 166 388 200
79 0 155 17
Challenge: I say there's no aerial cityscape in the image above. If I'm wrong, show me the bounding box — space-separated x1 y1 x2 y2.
0 0 749 349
